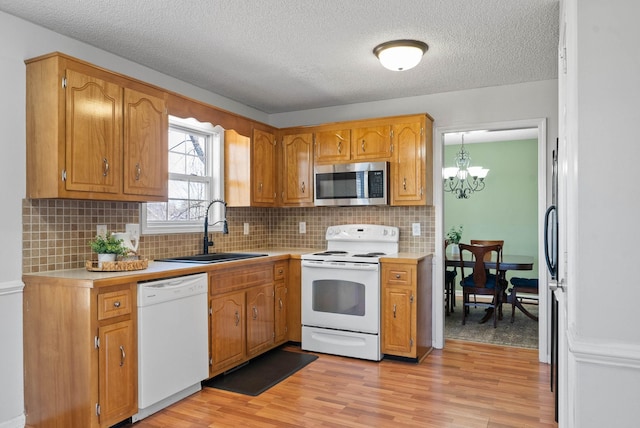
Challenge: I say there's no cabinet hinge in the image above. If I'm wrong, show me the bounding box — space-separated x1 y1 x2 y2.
390 143 394 153
272 331 276 339
62 77 67 89
209 357 213 366
390 130 394 139
410 338 414 348
410 295 414 303
421 127 424 136
420 187 423 196
62 169 67 182
95 403 101 416
94 336 100 349
209 307 212 315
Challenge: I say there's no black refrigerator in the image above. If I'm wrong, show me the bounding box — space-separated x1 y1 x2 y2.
544 139 559 422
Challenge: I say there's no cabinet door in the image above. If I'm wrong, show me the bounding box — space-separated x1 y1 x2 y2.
252 129 277 205
210 291 246 372
98 320 137 426
65 68 122 194
391 121 425 205
287 259 302 342
382 286 414 356
314 129 351 163
123 87 168 199
246 284 275 357
274 281 288 344
281 133 313 206
352 125 392 160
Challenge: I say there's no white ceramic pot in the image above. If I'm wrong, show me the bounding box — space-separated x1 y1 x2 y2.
97 253 116 268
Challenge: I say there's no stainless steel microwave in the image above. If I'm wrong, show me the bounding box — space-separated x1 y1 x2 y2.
314 161 388 206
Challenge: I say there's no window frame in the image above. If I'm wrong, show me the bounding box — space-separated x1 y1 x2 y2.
140 116 224 235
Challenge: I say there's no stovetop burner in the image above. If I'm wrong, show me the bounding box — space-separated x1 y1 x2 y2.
313 250 348 256
352 252 387 258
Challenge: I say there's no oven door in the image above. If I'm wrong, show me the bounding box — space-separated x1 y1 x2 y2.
301 260 380 334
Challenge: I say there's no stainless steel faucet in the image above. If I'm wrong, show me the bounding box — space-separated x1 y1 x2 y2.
203 199 228 254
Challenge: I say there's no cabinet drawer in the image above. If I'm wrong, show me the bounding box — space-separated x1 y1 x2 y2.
274 261 287 281
210 263 273 294
383 265 415 286
98 289 133 320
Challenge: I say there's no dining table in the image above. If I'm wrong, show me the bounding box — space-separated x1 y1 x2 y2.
445 254 534 323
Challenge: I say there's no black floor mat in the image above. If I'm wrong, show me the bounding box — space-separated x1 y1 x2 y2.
203 349 318 396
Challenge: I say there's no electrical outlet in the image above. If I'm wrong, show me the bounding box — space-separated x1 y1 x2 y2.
125 223 140 240
299 222 306 234
243 222 250 235
96 224 107 237
412 223 421 236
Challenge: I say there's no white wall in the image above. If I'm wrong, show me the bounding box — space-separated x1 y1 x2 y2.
0 8 559 428
561 1 640 427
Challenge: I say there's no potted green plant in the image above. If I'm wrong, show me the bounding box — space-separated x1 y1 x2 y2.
89 234 128 267
446 225 463 255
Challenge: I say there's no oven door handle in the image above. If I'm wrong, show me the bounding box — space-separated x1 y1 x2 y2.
301 260 379 271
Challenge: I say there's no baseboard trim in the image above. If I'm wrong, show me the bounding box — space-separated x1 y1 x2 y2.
568 327 640 369
0 413 26 428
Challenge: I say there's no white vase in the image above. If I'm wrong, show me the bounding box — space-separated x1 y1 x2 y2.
449 244 460 257
97 253 116 268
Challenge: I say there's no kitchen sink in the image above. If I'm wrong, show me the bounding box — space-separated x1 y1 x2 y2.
156 253 268 264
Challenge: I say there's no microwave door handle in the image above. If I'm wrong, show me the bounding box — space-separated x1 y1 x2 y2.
363 170 369 198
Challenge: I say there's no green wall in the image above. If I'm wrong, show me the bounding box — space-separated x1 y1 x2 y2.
444 139 538 281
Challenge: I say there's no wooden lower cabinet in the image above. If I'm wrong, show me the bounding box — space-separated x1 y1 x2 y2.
274 261 289 344
210 290 246 372
287 258 302 342
208 259 292 378
381 256 433 361
246 283 275 357
22 279 137 428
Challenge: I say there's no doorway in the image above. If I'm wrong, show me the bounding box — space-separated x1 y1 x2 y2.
433 118 549 363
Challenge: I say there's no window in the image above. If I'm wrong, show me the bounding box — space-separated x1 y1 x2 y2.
141 116 224 234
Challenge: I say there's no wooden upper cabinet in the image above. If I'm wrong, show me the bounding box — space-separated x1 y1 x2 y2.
64 69 122 194
25 52 168 202
314 129 351 164
352 125 392 160
281 132 313 206
123 88 168 198
390 119 427 205
251 128 278 206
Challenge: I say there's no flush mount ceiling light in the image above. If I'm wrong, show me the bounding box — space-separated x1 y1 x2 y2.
373 39 428 71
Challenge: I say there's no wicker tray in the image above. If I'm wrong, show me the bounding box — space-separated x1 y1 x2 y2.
85 258 149 272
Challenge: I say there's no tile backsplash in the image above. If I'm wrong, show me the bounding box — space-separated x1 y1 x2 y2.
22 199 434 273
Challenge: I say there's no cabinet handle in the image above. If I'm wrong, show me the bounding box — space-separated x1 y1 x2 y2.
119 345 125 367
259 182 263 193
361 140 366 152
393 304 397 318
135 163 141 181
301 181 305 193
279 298 283 311
113 301 121 308
102 158 109 177
234 310 240 326
395 273 401 279
252 306 258 320
278 269 284 274
403 177 407 190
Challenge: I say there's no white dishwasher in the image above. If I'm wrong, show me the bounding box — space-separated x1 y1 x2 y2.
133 273 209 422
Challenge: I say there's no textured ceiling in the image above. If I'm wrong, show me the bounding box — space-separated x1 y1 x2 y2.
0 0 559 114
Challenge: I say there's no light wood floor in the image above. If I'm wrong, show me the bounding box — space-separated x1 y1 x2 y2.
127 341 556 428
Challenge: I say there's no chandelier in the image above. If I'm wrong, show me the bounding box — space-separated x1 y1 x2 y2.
443 134 490 199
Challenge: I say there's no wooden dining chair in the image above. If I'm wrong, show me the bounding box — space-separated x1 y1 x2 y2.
508 277 539 322
458 243 504 328
470 239 504 261
444 240 458 315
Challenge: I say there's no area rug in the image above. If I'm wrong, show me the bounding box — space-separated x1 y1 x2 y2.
444 296 539 349
203 348 318 396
